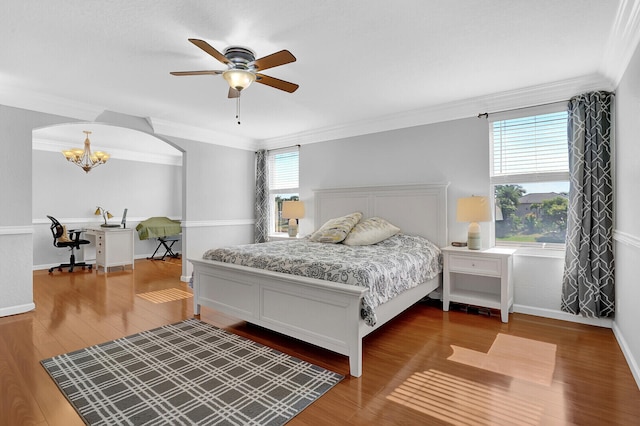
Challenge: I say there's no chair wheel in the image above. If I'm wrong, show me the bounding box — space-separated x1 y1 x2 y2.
48 268 54 273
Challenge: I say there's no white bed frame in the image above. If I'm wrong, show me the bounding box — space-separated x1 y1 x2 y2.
190 183 448 377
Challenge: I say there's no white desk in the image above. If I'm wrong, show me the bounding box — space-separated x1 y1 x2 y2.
84 227 134 274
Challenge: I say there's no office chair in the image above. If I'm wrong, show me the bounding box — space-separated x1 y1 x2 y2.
47 215 93 273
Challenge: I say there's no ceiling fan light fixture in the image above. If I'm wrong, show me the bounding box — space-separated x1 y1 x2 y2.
223 69 256 91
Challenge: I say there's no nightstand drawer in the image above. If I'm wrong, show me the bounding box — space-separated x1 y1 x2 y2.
448 255 501 276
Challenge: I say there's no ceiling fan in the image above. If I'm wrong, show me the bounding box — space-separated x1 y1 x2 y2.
171 39 299 123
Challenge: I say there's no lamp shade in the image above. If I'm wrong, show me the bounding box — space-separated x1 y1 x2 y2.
456 196 491 223
281 201 305 219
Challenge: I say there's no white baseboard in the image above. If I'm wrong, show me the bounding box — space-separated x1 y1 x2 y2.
0 303 36 318
513 304 613 328
514 304 640 389
612 322 640 390
33 252 182 271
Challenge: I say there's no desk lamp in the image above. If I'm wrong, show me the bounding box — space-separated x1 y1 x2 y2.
95 206 119 227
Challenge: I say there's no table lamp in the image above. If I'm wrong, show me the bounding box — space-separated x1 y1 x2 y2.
456 196 492 250
281 201 305 237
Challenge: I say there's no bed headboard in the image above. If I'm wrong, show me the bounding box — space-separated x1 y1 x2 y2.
313 183 449 247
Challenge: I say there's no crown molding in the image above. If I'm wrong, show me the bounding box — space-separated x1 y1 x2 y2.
0 83 103 121
601 0 640 85
260 73 614 149
0 82 256 150
149 117 258 151
1 69 620 153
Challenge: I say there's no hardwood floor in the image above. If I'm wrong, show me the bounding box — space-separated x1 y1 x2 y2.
2 259 639 425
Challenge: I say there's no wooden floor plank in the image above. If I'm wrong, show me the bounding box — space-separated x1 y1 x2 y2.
0 258 637 425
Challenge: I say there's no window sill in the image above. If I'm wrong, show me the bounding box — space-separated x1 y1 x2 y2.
507 245 566 259
269 234 303 241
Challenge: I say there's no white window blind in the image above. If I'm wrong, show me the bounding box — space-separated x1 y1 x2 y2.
491 111 569 181
268 147 299 193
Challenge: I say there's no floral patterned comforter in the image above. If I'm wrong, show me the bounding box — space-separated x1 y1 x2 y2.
202 234 442 326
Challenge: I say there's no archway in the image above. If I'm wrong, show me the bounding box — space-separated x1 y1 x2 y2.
32 122 188 280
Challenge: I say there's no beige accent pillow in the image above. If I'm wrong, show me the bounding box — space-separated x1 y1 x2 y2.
309 212 363 243
57 225 72 242
342 217 400 246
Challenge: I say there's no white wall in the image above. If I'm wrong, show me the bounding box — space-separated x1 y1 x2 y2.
613 37 640 387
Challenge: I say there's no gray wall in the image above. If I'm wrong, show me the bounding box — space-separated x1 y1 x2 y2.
160 135 255 279
613 37 640 387
0 104 255 316
1 105 78 316
299 117 491 243
297 116 606 325
32 148 183 268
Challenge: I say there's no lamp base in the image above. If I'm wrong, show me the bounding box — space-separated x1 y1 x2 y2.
467 222 481 250
288 218 298 238
101 224 121 228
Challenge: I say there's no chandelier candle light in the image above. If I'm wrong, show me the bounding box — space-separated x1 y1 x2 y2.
62 131 110 173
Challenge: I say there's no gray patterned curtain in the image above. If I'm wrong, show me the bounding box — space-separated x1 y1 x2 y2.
561 91 615 318
254 149 269 243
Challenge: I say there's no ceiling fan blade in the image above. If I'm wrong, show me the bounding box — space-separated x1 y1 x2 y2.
170 70 225 76
253 50 296 71
188 38 230 65
255 73 299 93
228 88 240 98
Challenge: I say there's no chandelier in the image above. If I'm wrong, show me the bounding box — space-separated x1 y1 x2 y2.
62 131 110 173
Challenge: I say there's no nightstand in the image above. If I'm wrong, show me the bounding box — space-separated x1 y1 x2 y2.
442 246 516 323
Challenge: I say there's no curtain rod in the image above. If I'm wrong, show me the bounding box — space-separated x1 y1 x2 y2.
477 100 567 119
255 144 300 154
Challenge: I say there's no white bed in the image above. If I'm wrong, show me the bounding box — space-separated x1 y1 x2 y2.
189 183 448 376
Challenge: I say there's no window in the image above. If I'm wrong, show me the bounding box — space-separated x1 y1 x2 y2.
490 104 569 247
268 147 299 235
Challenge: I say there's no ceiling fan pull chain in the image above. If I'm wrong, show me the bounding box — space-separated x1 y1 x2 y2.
236 95 241 125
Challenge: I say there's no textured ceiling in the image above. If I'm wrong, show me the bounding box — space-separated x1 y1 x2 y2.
2 1 639 150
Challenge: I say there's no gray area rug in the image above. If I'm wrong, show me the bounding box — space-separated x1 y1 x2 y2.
41 319 343 425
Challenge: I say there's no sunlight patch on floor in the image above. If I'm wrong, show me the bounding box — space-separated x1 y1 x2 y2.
448 333 557 386
387 369 543 425
137 288 192 304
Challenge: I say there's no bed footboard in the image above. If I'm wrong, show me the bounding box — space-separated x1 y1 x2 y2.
190 258 369 376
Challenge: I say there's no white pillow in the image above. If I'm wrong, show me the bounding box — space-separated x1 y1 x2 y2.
309 212 362 243
342 217 400 246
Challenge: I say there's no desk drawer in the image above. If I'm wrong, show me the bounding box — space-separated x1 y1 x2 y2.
448 255 501 276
